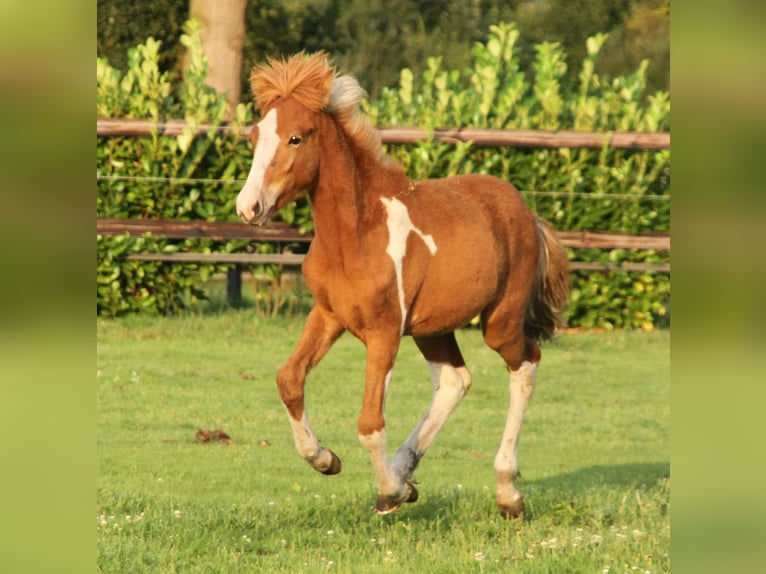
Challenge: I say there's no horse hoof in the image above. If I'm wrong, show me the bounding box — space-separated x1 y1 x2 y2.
374 481 418 515
374 496 400 515
498 498 524 520
405 482 419 503
320 450 342 475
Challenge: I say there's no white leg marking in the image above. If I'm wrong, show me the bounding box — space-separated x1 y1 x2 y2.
380 197 437 334
236 108 279 222
359 369 402 496
392 362 470 478
359 429 401 496
495 361 537 506
286 409 334 471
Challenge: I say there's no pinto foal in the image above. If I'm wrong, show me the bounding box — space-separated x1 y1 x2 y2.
235 53 569 517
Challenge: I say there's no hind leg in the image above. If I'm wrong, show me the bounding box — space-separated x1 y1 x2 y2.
483 306 542 519
392 332 472 481
496 342 540 519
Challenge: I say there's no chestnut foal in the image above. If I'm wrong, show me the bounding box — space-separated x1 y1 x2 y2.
235 53 569 517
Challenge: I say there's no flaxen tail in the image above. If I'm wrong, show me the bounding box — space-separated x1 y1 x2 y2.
524 217 570 341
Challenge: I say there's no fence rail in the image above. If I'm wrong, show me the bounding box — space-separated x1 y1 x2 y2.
96 218 669 251
96 118 669 151
97 218 670 279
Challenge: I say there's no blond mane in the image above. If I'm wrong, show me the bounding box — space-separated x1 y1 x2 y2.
250 52 388 164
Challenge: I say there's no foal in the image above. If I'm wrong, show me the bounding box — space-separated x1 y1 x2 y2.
236 53 569 517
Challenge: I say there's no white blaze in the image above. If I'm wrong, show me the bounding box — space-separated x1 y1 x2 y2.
236 108 280 222
380 197 437 334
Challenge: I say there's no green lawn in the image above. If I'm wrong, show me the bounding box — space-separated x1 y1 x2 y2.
97 312 669 573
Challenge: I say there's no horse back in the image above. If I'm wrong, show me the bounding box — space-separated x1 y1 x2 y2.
412 173 538 256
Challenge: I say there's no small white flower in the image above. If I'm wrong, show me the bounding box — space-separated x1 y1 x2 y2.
474 551 485 561
173 510 182 518
326 530 334 536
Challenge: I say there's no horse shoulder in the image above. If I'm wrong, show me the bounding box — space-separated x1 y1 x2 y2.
302 233 400 330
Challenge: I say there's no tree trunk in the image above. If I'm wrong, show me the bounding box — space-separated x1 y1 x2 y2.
189 0 247 119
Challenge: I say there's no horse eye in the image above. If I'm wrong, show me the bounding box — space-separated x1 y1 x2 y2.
288 135 302 146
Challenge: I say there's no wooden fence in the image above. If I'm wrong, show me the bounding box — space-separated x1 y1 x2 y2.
97 118 670 285
97 118 669 150
97 218 670 272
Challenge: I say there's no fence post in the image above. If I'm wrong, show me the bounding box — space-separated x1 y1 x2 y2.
227 265 242 306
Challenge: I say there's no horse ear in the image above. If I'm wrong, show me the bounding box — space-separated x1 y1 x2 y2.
294 52 335 109
315 56 336 106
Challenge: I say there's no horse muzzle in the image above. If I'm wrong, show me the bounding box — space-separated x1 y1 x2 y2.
236 195 275 226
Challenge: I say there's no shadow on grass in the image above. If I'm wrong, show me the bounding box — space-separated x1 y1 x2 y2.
377 461 670 524
530 461 670 493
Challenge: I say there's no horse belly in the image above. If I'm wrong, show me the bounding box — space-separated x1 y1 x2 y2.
406 249 499 336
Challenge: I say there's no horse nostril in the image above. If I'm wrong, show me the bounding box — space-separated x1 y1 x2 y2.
253 202 264 217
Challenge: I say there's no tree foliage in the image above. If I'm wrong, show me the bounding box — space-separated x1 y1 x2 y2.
512 0 669 96
97 0 189 82
97 0 669 101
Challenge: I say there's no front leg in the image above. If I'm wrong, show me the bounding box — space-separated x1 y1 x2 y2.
277 306 344 474
357 333 419 514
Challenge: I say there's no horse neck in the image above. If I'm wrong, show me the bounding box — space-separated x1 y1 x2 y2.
310 115 409 240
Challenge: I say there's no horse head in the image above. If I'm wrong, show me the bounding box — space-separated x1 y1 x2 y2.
236 53 334 225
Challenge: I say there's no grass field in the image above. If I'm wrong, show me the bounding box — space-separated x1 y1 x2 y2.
97 310 669 573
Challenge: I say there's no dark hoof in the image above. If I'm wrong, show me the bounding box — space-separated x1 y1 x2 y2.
320 450 342 475
498 498 524 520
374 481 418 515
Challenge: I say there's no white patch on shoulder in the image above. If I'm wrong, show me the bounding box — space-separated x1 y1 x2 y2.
380 197 437 334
